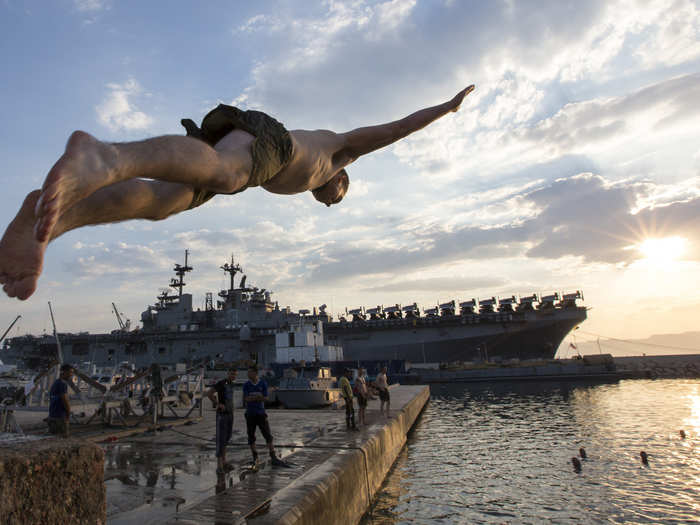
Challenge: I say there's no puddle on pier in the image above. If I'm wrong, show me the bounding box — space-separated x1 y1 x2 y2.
104 438 226 524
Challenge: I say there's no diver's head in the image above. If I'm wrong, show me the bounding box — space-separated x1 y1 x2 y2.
312 169 350 207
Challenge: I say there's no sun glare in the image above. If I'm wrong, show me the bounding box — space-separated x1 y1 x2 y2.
637 236 687 264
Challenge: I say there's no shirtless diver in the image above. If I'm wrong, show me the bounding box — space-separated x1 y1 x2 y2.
0 85 474 300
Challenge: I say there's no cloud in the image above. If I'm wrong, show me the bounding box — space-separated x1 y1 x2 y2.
167 172 700 293
632 0 700 69
231 0 699 127
349 178 371 197
392 72 700 184
46 169 700 335
301 173 700 284
522 73 700 151
56 170 700 312
74 0 107 11
27 1 700 333
65 240 167 280
96 78 154 133
361 275 506 293
223 0 700 200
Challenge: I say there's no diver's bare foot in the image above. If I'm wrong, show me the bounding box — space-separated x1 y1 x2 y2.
34 131 118 243
0 191 47 300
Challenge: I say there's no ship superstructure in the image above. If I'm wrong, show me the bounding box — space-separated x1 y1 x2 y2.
2 252 587 369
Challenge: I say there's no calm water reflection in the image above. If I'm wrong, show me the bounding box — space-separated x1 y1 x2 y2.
363 379 700 524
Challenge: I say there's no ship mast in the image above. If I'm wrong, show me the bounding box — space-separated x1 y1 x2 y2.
220 254 242 293
170 249 193 297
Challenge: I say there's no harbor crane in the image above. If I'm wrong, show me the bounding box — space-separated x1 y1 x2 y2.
0 315 21 345
112 303 130 332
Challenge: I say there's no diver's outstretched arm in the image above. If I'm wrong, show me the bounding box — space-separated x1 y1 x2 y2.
337 85 474 162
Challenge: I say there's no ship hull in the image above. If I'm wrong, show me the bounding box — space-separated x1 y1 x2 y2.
3 309 586 369
2 251 587 370
276 389 342 409
325 308 586 363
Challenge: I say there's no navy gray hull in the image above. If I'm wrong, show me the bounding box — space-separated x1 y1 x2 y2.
2 253 587 369
326 309 586 363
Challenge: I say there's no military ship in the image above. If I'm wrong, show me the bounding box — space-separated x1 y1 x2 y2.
2 251 587 369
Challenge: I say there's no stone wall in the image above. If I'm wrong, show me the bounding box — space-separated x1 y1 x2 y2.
615 354 700 378
275 385 430 525
0 436 105 525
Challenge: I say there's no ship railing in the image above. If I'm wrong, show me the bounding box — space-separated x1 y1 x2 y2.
330 310 523 330
0 363 206 434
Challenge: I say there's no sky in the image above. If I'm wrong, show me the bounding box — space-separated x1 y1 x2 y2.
1 0 700 355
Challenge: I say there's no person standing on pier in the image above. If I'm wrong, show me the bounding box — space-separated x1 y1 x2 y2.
48 363 73 437
339 368 358 431
375 367 390 417
354 368 369 427
207 368 237 474
243 365 285 466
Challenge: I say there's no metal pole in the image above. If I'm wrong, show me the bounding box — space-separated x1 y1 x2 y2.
48 302 63 364
199 366 204 418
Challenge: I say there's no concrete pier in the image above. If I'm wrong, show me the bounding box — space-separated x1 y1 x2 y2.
97 384 428 524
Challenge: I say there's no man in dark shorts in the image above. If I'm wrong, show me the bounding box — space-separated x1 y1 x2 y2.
375 366 390 417
0 86 475 301
207 368 237 474
48 363 73 437
243 365 284 466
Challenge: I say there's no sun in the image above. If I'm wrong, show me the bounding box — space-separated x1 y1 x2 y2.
637 236 687 264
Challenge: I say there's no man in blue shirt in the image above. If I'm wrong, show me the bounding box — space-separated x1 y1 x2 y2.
243 365 284 466
48 363 73 437
207 368 237 474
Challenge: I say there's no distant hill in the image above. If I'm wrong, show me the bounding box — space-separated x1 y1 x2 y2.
558 331 700 357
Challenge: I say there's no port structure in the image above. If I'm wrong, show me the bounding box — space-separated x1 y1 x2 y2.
0 362 206 434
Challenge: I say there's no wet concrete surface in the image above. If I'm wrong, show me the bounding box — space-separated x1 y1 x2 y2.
102 387 424 525
104 404 357 524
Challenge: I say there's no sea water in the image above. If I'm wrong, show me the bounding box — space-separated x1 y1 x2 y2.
362 378 700 524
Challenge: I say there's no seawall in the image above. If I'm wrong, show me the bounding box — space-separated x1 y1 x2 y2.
614 353 700 378
270 385 429 524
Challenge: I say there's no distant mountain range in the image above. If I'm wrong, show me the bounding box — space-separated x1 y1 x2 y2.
559 331 700 357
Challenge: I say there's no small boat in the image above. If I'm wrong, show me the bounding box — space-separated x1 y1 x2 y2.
276 366 342 409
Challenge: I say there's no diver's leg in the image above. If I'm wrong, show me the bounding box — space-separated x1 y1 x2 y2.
35 130 252 242
0 180 194 300
52 179 195 236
